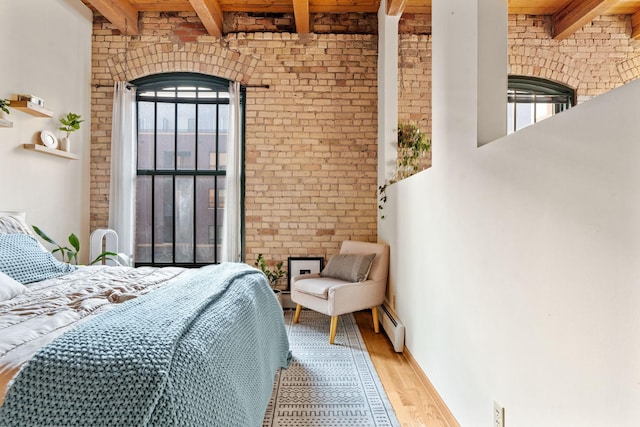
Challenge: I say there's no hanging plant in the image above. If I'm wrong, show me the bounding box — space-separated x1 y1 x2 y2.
378 121 431 219
396 121 431 180
378 182 389 220
0 99 10 115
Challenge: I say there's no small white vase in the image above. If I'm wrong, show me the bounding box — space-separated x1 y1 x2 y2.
60 136 71 152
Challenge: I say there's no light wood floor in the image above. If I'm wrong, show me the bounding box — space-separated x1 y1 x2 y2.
354 310 456 427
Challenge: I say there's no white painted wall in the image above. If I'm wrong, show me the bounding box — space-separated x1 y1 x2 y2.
377 0 400 184
0 0 92 262
477 0 507 146
380 34 640 427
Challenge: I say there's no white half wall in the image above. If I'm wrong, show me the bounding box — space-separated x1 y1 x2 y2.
379 70 640 427
0 0 92 262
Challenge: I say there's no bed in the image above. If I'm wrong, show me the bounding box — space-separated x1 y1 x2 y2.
0 213 290 426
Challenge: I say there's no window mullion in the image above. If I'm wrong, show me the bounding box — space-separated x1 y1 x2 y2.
173 102 178 264
172 175 176 265
214 176 218 264
151 175 156 265
193 102 199 264
151 101 158 264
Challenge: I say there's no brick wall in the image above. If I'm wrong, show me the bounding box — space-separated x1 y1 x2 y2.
396 13 640 172
508 14 640 97
90 12 640 268
90 12 378 269
398 33 432 170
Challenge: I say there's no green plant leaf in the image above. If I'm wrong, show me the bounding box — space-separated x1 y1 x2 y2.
68 233 80 252
90 251 119 265
0 99 9 115
32 226 58 246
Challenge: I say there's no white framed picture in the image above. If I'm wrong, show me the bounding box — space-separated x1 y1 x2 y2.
287 257 324 290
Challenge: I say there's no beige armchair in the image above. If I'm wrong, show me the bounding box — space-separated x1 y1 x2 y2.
291 240 390 344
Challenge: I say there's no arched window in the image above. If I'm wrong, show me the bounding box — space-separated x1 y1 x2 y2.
132 73 245 266
508 76 575 134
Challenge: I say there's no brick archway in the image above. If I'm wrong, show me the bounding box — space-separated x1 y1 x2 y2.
108 42 257 83
91 41 258 231
508 47 585 91
617 54 640 83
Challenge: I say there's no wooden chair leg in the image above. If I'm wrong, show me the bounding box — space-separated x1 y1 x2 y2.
329 316 339 344
372 306 380 333
293 304 302 323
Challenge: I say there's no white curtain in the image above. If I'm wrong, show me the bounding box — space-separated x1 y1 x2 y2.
221 81 242 262
108 82 137 262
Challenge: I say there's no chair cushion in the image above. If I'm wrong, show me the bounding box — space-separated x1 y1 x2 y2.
320 253 376 282
294 277 348 300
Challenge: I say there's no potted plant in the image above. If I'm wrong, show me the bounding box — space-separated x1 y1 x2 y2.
0 99 10 115
32 226 117 265
396 120 431 179
255 253 286 305
58 112 84 152
378 121 431 219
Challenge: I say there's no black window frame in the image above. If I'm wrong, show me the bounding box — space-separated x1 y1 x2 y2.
508 75 575 133
132 72 245 268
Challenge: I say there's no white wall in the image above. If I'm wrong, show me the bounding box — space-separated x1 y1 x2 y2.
377 0 400 183
0 0 92 262
380 48 640 427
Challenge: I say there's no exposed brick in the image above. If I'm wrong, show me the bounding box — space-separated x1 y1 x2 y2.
91 11 640 271
91 14 379 266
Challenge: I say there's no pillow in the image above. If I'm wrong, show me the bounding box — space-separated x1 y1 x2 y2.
320 253 376 282
0 271 27 301
0 214 48 253
0 215 33 236
0 234 77 284
0 211 26 220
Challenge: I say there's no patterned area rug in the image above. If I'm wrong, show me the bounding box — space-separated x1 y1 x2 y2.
263 309 400 427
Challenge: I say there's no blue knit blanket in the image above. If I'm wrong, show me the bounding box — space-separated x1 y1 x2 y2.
0 263 291 426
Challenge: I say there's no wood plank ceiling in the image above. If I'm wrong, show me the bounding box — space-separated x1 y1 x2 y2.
83 0 640 40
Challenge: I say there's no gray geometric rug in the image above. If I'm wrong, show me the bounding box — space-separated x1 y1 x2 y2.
262 309 400 427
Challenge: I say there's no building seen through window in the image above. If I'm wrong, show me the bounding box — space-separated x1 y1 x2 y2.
507 76 575 134
133 73 241 267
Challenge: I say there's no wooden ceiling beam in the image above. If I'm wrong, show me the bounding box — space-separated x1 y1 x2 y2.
292 0 310 33
188 0 224 37
551 0 618 40
387 0 408 16
88 0 139 35
631 10 640 39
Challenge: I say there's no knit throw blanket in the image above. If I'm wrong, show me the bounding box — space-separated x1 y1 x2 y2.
0 263 291 427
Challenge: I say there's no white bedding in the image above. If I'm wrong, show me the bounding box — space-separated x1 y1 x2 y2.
0 265 187 403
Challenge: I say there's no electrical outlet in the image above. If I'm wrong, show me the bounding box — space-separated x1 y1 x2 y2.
494 401 505 427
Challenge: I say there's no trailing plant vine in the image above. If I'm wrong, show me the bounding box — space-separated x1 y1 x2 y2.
396 121 431 179
378 121 431 219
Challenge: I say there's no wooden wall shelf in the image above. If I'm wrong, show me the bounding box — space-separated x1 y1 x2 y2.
23 144 78 160
10 101 53 118
0 118 12 128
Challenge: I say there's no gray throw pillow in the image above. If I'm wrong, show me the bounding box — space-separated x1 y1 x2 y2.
320 253 376 282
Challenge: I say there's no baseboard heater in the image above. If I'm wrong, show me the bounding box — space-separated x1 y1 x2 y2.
378 303 405 353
